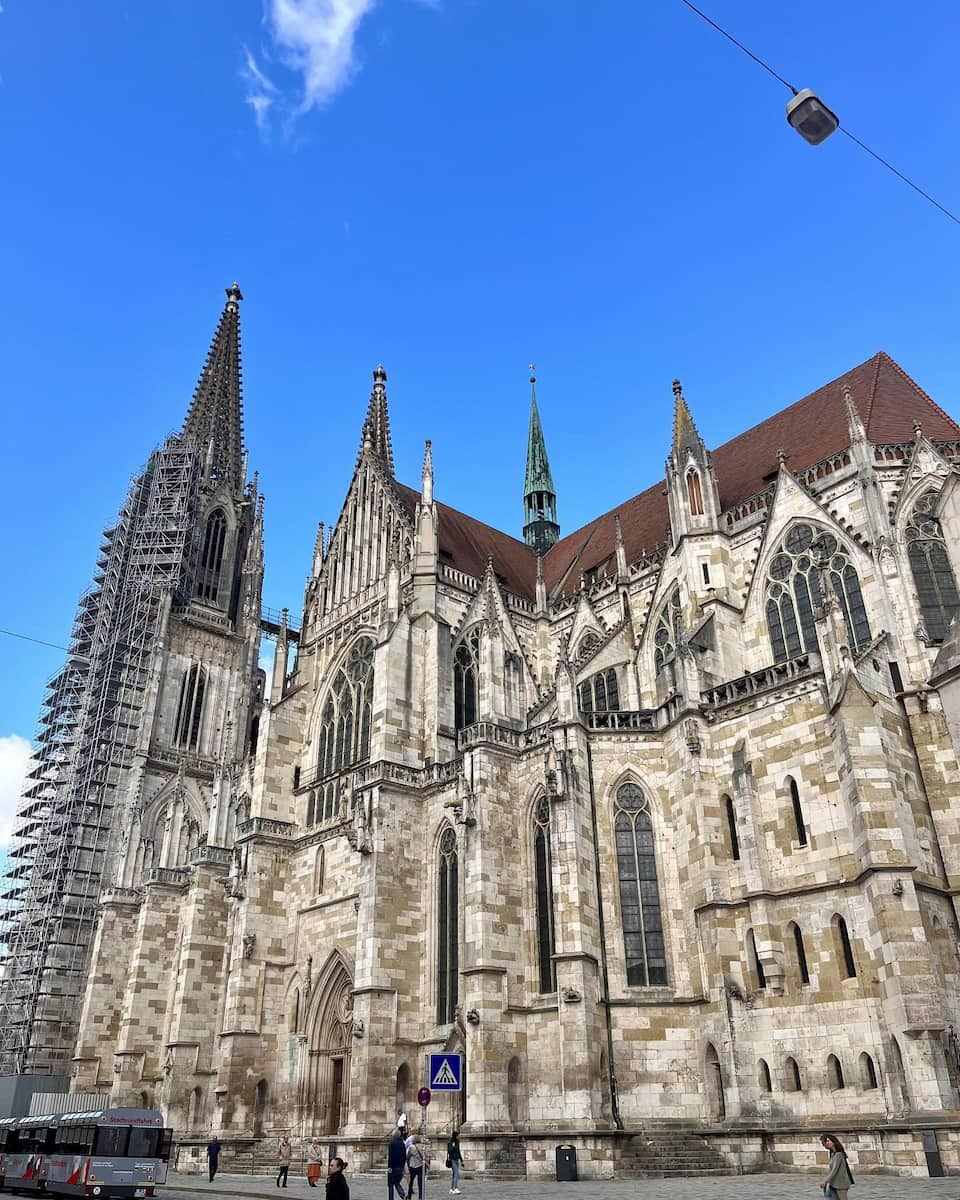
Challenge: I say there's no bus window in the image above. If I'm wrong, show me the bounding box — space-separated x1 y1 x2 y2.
94 1126 129 1156
128 1128 160 1157
160 1129 174 1162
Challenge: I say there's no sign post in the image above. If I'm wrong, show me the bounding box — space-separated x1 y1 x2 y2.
416 1086 431 1200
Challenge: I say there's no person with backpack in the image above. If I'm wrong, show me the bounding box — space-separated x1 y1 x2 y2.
406 1133 428 1200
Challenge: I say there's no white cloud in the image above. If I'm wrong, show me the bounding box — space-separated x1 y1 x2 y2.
0 734 33 849
269 0 378 114
242 0 383 130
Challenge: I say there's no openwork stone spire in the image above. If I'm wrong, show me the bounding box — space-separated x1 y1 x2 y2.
183 283 245 490
523 367 560 553
360 364 395 473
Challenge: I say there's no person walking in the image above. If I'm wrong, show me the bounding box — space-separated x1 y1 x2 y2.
821 1133 855 1200
387 1128 407 1200
446 1129 463 1195
206 1134 222 1183
276 1135 292 1188
326 1157 350 1200
406 1134 428 1200
397 1110 408 1136
307 1137 323 1188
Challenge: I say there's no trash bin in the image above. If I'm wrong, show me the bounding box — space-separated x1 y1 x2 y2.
555 1144 578 1182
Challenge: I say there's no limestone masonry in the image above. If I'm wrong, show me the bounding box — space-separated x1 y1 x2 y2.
6 286 960 1178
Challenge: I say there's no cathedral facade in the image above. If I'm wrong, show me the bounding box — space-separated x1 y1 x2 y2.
11 287 960 1176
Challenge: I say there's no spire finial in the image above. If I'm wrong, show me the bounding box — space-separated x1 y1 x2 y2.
776 447 787 467
670 376 704 461
672 378 683 399
421 439 434 505
523 366 559 552
842 382 866 443
225 282 243 307
359 364 394 472
529 362 536 384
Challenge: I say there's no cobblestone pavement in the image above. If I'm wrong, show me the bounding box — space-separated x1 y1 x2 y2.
164 1171 960 1200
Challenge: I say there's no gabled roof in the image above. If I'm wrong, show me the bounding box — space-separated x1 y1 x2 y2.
398 353 960 604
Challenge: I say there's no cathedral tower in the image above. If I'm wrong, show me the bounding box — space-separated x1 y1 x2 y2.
1 285 263 1079
522 370 560 554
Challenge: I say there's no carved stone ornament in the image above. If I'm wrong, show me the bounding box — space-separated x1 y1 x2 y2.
337 990 354 1024
465 1008 481 1025
163 1049 174 1075
544 743 567 801
352 1020 365 1039
683 719 701 756
453 767 478 827
346 791 373 854
221 875 245 900
561 987 582 1004
241 933 256 959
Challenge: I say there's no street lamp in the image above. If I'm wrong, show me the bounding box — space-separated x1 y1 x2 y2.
786 88 840 145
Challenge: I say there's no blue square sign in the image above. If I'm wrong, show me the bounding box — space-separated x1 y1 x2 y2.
428 1052 463 1091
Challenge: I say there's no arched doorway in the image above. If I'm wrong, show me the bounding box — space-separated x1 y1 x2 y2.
396 1064 412 1116
303 953 354 1135
253 1080 268 1136
507 1057 526 1128
705 1044 726 1121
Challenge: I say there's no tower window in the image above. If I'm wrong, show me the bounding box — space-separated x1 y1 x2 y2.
759 1059 772 1093
791 922 810 985
687 470 704 516
765 523 870 663
533 797 556 993
747 928 766 989
834 914 857 978
198 508 227 604
437 826 459 1024
788 777 807 847
907 491 960 643
454 627 481 731
316 637 375 801
724 795 740 861
653 587 682 677
577 668 620 714
174 663 206 750
614 783 667 986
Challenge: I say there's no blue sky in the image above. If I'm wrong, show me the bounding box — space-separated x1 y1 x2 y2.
1 0 959 837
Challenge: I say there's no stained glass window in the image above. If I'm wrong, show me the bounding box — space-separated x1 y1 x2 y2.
437 827 459 1024
577 668 621 713
907 491 960 643
615 783 667 986
316 638 374 818
653 588 682 676
765 523 871 662
454 627 481 730
533 797 556 993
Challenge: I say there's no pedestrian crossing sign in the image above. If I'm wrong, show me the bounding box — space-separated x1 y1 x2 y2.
428 1052 463 1091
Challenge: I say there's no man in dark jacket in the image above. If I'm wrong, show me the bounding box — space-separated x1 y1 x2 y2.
206 1135 222 1182
387 1129 407 1199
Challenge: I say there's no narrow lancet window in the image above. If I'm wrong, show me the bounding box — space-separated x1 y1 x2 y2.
454 627 481 731
174 663 206 750
533 797 556 993
907 491 960 643
437 827 459 1024
198 508 227 604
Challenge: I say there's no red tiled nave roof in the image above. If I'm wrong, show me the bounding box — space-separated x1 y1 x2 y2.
397 353 960 603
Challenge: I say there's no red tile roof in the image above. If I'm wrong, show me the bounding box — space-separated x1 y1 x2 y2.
398 353 959 603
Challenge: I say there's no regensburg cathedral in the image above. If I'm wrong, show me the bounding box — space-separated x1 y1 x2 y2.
6 284 960 1177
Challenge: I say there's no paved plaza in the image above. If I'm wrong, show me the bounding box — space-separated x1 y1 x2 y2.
164 1171 960 1200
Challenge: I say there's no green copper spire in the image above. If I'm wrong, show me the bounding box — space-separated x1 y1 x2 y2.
523 368 560 553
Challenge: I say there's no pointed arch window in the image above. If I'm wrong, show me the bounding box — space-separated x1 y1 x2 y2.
834 914 857 978
198 508 228 604
759 1059 773 1093
791 922 810 985
578 668 620 714
533 797 556 993
174 663 206 750
316 638 374 786
907 491 960 643
788 776 808 847
687 470 704 516
723 794 740 861
765 523 871 662
614 783 667 986
437 827 459 1024
786 1057 803 1092
454 627 481 731
653 588 682 677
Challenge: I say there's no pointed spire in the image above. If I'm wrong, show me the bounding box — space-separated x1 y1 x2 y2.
421 439 434 506
671 378 704 461
183 283 245 491
842 382 866 443
312 521 326 577
615 514 628 579
359 364 394 473
523 366 560 553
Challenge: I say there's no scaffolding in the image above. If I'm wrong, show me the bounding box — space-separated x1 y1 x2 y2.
0 435 204 1075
